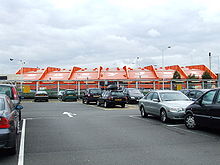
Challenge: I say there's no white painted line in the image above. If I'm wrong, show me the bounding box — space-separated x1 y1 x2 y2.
62 112 76 117
18 119 26 165
166 124 183 127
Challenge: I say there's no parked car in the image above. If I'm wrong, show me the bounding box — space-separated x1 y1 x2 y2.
123 88 144 103
62 89 77 101
82 88 102 104
181 89 210 101
0 94 23 154
139 90 193 123
34 91 49 102
184 88 220 129
0 84 20 107
97 90 127 108
57 90 65 100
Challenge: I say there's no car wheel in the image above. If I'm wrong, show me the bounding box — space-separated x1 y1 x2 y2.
86 100 89 104
185 113 197 129
104 101 108 108
160 110 168 123
97 101 101 106
121 104 125 108
140 106 148 118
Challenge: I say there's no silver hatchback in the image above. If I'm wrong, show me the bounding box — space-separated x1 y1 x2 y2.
139 90 193 123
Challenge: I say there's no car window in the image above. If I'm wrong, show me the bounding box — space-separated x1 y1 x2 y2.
66 90 76 94
195 91 203 99
111 91 124 97
188 91 196 98
89 89 102 94
146 92 153 100
160 92 189 101
152 93 159 100
0 86 13 99
5 96 13 110
214 91 220 104
0 98 5 110
201 90 216 105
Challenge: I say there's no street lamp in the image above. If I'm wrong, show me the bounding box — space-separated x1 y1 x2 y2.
10 58 26 92
162 46 171 90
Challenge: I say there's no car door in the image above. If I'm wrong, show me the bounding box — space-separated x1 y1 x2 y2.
142 92 154 114
193 90 217 127
209 90 220 128
151 92 161 116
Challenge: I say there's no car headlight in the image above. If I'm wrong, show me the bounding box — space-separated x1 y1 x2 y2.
169 107 183 112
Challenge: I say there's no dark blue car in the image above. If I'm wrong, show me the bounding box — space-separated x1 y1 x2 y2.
0 94 23 154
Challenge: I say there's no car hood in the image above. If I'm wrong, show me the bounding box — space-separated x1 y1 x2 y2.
162 100 193 109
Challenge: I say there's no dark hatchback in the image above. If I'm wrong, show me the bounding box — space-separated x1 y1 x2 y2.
62 89 78 101
82 88 102 104
97 90 127 108
123 88 144 103
185 88 220 129
0 94 23 155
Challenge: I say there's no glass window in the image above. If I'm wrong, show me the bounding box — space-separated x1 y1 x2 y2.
215 91 220 104
0 86 12 99
195 91 203 99
89 89 102 94
160 92 189 101
152 93 159 100
201 90 216 105
188 91 196 98
0 98 5 110
146 92 153 100
111 91 124 97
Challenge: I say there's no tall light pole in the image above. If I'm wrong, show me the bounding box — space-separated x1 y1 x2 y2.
162 46 171 90
10 58 25 92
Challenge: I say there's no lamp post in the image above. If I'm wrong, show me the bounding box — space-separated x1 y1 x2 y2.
162 46 171 90
10 58 25 92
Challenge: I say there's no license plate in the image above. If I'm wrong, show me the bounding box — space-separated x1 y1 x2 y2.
115 99 122 101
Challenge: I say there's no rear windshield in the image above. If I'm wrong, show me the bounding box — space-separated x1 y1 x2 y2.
128 89 142 95
111 91 124 97
66 90 76 94
0 86 12 99
90 89 102 94
0 98 5 110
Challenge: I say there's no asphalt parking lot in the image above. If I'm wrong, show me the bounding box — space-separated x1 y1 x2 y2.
1 101 220 165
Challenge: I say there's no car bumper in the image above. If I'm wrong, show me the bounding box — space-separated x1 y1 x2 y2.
167 111 185 120
34 96 49 101
87 97 100 102
106 100 126 105
0 129 16 149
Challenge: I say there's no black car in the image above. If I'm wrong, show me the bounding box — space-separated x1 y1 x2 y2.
0 94 23 154
62 89 78 102
123 88 144 103
181 89 210 101
97 90 127 108
184 88 220 129
82 88 102 104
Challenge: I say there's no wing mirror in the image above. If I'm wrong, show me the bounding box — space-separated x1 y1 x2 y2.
15 105 23 110
152 99 160 102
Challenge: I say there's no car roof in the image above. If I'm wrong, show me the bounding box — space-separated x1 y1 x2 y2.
153 90 182 93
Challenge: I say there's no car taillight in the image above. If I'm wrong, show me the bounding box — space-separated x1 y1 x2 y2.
12 87 18 100
107 96 113 100
0 117 10 128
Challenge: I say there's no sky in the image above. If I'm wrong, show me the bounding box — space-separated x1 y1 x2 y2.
1 0 220 74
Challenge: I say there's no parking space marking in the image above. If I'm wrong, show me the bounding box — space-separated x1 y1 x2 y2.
18 119 26 165
86 104 138 111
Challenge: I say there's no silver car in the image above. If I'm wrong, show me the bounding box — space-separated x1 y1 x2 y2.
139 90 193 123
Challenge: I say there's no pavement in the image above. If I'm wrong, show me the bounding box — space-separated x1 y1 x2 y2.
1 101 220 165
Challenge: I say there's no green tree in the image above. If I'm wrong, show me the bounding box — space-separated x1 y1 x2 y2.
173 71 181 79
202 70 212 79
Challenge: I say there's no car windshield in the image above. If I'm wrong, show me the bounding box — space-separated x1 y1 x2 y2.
128 89 142 95
90 89 102 94
66 90 76 94
160 92 190 101
0 86 12 99
0 98 5 110
111 91 124 97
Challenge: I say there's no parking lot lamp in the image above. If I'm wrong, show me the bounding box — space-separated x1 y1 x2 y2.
162 46 171 90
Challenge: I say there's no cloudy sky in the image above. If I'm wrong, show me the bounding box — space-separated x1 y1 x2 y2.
1 0 220 74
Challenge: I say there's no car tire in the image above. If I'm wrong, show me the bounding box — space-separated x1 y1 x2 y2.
104 101 108 108
160 109 168 123
185 113 197 129
97 101 101 106
140 106 148 118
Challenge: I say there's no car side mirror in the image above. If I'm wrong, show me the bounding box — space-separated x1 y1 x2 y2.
152 99 160 102
15 105 23 110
